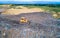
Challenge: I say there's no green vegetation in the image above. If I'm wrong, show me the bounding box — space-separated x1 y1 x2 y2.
10 4 60 13
4 4 60 13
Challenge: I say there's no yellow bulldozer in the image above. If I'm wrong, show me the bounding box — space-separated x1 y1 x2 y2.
20 17 28 23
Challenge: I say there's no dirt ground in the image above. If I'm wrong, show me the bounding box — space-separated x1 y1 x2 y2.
2 6 44 15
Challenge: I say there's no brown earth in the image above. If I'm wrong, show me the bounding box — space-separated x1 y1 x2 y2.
2 6 44 15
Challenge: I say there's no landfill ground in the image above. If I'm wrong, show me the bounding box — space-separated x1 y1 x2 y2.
0 12 60 38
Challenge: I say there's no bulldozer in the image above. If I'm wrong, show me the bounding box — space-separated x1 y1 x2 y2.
19 17 28 23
